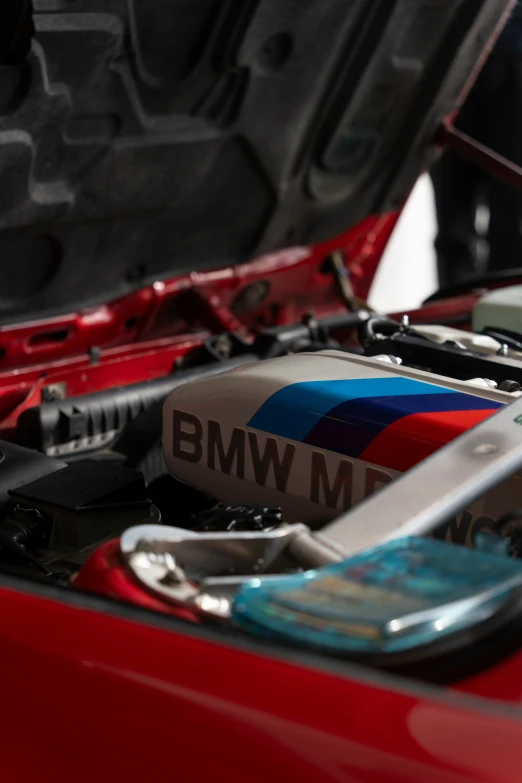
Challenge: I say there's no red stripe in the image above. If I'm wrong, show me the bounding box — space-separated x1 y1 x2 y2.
359 409 497 472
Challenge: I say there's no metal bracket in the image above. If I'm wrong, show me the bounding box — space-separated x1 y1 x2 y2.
120 523 311 619
438 121 522 194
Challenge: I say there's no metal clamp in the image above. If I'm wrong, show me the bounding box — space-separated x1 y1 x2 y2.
120 523 312 619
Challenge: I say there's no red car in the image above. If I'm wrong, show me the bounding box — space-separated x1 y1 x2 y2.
1 2 522 781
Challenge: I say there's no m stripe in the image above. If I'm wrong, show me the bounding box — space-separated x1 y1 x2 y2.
302 393 501 459
247 376 455 442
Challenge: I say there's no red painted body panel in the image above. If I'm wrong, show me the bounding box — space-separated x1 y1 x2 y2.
1 583 521 783
458 653 522 704
0 215 397 436
0 216 396 371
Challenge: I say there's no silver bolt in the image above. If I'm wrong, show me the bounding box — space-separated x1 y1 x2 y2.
162 552 178 574
466 378 497 389
130 551 156 571
472 443 499 457
130 543 185 582
400 315 410 330
373 354 403 365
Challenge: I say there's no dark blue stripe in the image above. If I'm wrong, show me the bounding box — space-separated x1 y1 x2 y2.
247 377 455 442
302 392 501 459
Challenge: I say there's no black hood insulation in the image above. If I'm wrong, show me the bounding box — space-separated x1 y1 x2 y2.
0 0 512 324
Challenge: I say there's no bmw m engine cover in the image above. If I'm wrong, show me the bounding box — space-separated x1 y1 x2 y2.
163 350 521 540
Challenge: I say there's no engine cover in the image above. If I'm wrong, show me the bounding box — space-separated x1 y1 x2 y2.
163 351 521 542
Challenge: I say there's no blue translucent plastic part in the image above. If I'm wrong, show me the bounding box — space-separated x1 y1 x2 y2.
232 538 522 654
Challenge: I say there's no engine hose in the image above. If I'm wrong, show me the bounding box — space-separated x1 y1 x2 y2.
483 327 522 353
357 316 400 350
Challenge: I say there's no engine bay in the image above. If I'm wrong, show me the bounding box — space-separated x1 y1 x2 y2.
3 3 522 778
3 283 522 688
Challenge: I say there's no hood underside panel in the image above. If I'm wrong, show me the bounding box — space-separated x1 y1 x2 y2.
0 0 512 324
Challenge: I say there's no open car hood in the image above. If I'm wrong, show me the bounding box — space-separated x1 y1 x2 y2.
0 0 513 325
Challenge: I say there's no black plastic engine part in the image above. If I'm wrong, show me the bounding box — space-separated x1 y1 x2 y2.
181 311 365 368
358 316 404 350
146 474 214 529
483 327 522 353
181 335 255 367
0 507 54 576
9 460 156 554
364 331 522 387
0 440 66 511
17 355 258 458
498 380 522 393
252 313 359 360
194 503 283 532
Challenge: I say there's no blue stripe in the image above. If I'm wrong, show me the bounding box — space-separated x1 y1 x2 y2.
247 377 455 442
303 392 501 458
